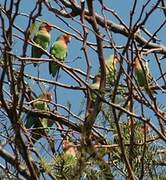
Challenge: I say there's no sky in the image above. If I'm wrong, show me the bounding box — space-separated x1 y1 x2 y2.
1 0 165 141
1 0 166 178
13 0 166 115
1 0 165 135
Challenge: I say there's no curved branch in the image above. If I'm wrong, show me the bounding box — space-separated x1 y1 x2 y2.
0 145 31 179
44 0 166 54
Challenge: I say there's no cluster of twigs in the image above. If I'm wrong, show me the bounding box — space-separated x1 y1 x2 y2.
0 0 166 179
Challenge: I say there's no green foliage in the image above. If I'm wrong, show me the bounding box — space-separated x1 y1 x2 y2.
45 154 77 179
1 0 166 179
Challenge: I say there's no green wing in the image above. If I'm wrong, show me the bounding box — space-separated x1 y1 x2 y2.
49 41 68 77
135 69 146 87
135 64 156 96
98 55 117 85
90 82 100 102
105 55 117 85
25 113 36 129
32 31 51 66
50 41 68 60
25 98 50 142
25 100 47 128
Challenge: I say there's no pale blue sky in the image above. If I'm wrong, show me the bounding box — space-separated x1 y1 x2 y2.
7 0 165 120
1 0 166 178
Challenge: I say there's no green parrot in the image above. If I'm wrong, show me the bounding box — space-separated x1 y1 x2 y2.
128 119 149 134
105 54 119 85
63 139 77 157
32 22 53 67
51 139 77 179
133 56 156 97
25 92 53 143
90 74 101 102
98 54 119 85
49 34 71 77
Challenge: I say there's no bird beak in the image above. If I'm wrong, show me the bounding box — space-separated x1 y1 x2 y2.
46 23 54 31
131 61 135 68
68 35 72 42
49 24 54 30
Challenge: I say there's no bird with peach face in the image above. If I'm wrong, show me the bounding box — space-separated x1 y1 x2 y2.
32 22 53 67
90 74 101 102
25 92 53 143
132 56 156 97
63 139 77 157
98 54 120 85
49 34 71 77
105 54 120 85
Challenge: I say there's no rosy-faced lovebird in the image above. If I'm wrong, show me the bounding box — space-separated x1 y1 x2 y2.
98 54 119 85
32 22 53 67
49 34 71 77
90 74 101 102
105 54 119 84
133 57 156 97
63 139 77 157
25 92 53 143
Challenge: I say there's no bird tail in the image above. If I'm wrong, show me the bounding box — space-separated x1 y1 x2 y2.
49 61 60 77
32 46 43 67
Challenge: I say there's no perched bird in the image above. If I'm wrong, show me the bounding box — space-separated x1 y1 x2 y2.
52 139 77 178
132 56 156 97
128 119 149 134
32 22 53 67
106 54 119 86
63 139 76 157
105 54 119 76
90 74 101 102
25 92 53 143
98 54 119 85
49 34 71 77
